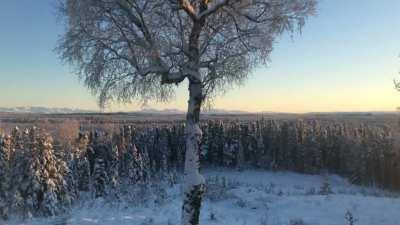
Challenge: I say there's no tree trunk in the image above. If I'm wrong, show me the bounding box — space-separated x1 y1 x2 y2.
181 79 205 225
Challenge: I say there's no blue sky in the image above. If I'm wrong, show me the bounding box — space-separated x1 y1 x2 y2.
0 0 399 112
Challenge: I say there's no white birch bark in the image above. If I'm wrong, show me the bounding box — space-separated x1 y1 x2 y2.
181 80 205 225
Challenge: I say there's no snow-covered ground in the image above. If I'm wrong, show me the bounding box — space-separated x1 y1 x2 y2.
5 169 400 225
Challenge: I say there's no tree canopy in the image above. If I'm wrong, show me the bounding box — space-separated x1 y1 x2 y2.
57 0 316 107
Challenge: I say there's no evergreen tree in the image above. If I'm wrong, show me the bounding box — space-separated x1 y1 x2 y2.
9 128 70 217
36 130 70 216
124 143 146 185
108 145 120 193
303 126 321 174
287 122 299 171
295 120 306 172
159 128 170 179
255 121 266 168
93 144 108 198
9 128 39 218
75 132 91 192
200 123 210 165
278 122 290 170
236 125 246 170
57 156 75 211
0 135 11 219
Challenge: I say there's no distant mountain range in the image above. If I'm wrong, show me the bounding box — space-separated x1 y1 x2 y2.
135 108 184 114
0 106 251 115
0 106 98 114
136 108 252 115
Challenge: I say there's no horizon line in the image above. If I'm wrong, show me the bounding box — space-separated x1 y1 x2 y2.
0 105 398 115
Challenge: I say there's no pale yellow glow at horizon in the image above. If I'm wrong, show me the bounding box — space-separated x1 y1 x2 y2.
101 82 399 113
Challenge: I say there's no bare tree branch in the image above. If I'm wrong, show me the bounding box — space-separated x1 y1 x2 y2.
198 0 230 19
179 0 198 20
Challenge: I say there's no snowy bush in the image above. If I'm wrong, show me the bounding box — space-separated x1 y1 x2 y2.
345 210 357 225
205 176 236 202
319 177 333 195
305 187 316 195
235 198 247 208
208 209 217 221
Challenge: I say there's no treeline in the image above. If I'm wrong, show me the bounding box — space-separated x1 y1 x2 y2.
0 119 400 219
199 119 400 188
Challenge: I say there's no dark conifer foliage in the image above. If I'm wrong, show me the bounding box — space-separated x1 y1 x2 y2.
0 135 11 219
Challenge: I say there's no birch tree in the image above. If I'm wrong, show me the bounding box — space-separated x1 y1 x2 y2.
56 0 316 224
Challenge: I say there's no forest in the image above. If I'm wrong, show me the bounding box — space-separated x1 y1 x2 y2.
1 117 399 220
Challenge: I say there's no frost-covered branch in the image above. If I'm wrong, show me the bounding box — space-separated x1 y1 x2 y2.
198 0 230 19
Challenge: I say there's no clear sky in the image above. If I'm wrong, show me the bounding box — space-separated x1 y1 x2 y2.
0 0 399 113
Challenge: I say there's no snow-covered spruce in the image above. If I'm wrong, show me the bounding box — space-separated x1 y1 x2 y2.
0 134 11 219
108 145 120 195
74 132 91 192
92 145 108 198
7 128 71 218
